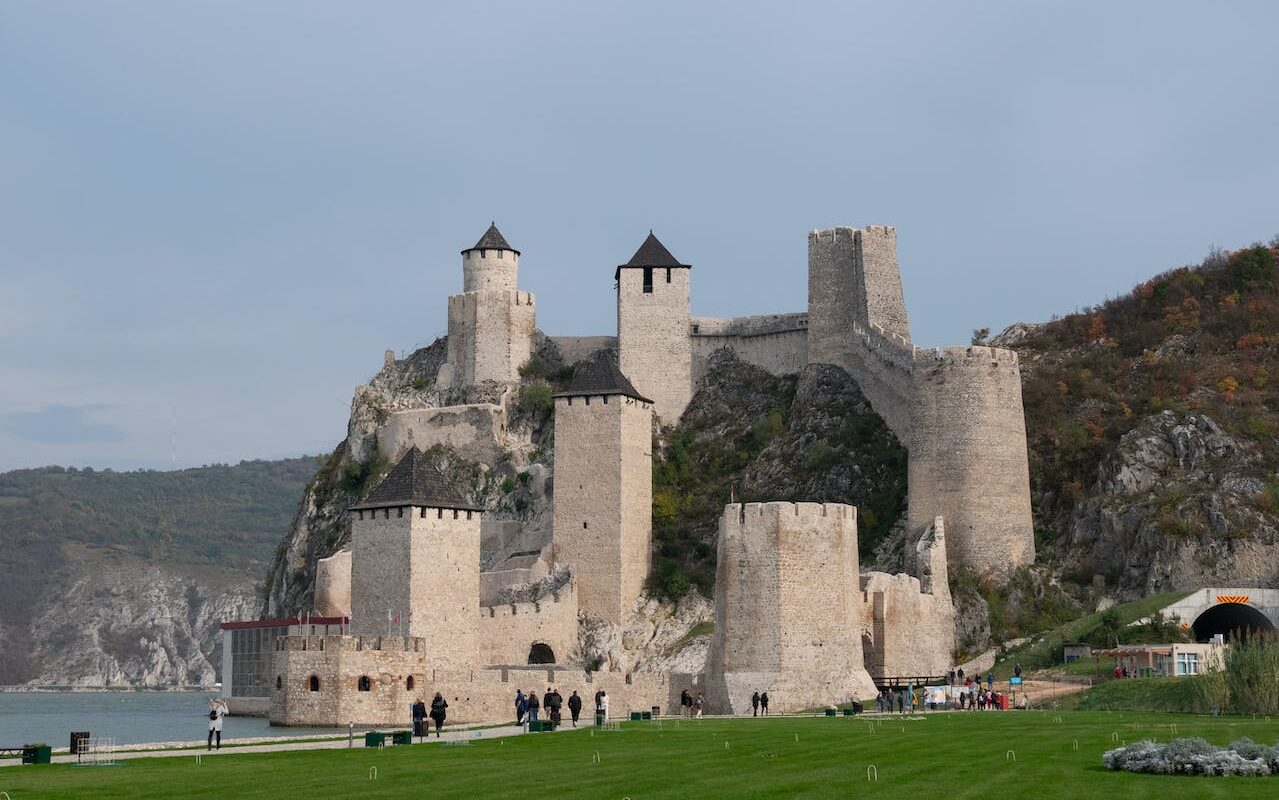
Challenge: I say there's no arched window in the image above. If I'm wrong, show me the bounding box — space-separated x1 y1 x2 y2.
358 675 372 692
308 675 321 692
527 642 556 664
275 675 283 690
406 675 416 691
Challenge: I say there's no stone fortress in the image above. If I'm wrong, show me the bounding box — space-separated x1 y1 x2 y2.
269 222 1034 725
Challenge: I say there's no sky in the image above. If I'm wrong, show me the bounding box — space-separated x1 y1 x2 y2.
2 1 1277 472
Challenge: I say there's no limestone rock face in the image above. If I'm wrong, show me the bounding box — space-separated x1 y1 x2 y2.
1053 411 1279 596
568 592 713 676
26 562 255 687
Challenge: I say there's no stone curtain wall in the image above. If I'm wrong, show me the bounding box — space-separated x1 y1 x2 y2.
617 267 692 423
551 394 653 624
548 336 618 366
348 507 480 670
271 634 670 726
690 313 809 385
477 582 578 666
707 503 877 714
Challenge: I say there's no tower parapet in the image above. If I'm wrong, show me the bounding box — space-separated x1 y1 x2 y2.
440 223 536 387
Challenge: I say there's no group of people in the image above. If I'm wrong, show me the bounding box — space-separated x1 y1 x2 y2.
678 689 705 718
410 693 450 738
750 691 770 716
514 688 596 727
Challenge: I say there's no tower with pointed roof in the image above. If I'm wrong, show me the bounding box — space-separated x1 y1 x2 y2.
347 446 482 668
439 223 536 388
551 353 653 624
616 231 693 423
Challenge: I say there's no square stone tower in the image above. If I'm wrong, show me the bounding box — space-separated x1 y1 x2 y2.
616 231 692 424
705 502 877 714
439 223 536 387
348 446 482 670
551 354 654 624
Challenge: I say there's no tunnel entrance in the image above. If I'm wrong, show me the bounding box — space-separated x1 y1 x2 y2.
527 643 556 664
1191 603 1275 642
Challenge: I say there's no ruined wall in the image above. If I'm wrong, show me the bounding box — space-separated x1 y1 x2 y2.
617 266 691 423
377 403 508 466
314 549 352 618
348 506 480 669
908 348 1034 575
270 634 670 726
860 516 954 678
551 393 653 624
706 502 877 714
690 313 808 384
478 583 578 666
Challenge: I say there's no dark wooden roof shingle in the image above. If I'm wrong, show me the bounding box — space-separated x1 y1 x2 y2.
461 222 519 255
615 231 688 279
351 446 481 511
553 353 652 403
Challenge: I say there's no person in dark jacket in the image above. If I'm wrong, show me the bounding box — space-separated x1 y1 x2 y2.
760 692 769 715
543 688 555 724
568 691 583 726
429 693 448 737
751 691 760 717
515 690 526 725
411 697 428 740
527 690 541 722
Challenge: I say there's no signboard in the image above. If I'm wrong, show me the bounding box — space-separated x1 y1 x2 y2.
1009 676 1023 686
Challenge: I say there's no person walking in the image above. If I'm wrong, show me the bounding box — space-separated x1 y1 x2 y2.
412 697 428 741
527 689 540 722
429 692 448 737
595 690 609 725
206 698 227 750
695 692 705 719
760 692 769 716
986 671 994 691
895 691 904 713
568 690 583 727
680 689 691 717
751 691 760 717
515 689 526 725
543 688 555 725
876 692 885 713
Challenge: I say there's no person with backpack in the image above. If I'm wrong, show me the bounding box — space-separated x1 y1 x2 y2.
568 691 583 726
411 697 428 740
206 698 227 750
429 693 448 737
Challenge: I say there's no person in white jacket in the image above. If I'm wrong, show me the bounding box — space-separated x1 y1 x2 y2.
207 698 228 750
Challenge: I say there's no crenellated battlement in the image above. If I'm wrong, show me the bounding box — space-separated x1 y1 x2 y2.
913 344 1020 369
481 582 575 619
722 501 857 528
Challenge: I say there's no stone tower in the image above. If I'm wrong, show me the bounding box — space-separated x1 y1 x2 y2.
807 225 910 366
348 446 482 670
551 354 653 624
616 232 692 424
438 223 536 388
706 502 877 714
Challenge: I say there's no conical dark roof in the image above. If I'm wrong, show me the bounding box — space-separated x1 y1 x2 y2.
351 446 481 511
553 353 653 403
615 231 688 278
461 222 519 255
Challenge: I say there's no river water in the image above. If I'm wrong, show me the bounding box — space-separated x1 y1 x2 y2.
0 692 341 747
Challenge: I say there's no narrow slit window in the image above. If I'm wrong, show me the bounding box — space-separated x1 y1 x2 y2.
643 268 653 293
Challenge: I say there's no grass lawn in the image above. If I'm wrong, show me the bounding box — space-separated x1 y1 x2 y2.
4 712 1279 799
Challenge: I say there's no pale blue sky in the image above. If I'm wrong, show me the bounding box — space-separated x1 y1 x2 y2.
2 1 1276 471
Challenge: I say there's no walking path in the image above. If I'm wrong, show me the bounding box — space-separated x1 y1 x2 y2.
0 721 591 767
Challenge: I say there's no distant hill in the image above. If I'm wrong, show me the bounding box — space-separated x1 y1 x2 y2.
0 457 319 684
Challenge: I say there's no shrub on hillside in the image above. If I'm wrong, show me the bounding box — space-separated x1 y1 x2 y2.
1104 737 1276 776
